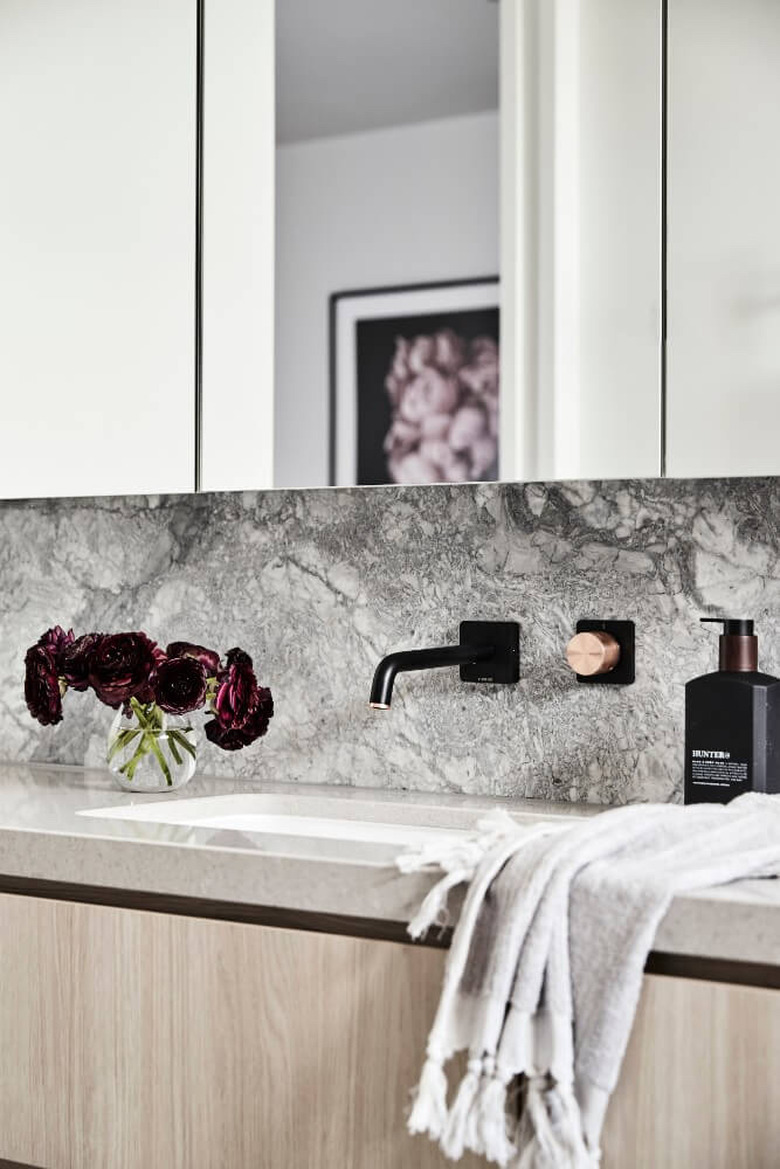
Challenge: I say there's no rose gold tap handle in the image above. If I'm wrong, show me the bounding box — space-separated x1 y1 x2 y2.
565 631 621 677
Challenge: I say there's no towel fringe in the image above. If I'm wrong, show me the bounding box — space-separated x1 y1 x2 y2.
407 1056 449 1141
515 1077 592 1169
397 810 520 879
546 1083 592 1166
407 869 469 940
476 1074 516 1166
521 1075 563 1169
441 1060 483 1158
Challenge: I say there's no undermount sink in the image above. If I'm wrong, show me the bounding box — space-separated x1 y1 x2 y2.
78 792 581 848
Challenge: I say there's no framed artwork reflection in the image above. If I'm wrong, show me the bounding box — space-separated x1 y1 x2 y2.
329 277 500 486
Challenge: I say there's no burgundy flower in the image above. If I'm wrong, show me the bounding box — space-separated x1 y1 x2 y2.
59 632 103 692
36 626 74 667
212 648 259 728
205 687 273 751
88 631 163 708
203 647 273 752
24 645 63 726
155 656 208 715
166 641 221 677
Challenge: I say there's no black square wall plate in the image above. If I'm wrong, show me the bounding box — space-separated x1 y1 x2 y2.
575 619 635 685
459 621 520 684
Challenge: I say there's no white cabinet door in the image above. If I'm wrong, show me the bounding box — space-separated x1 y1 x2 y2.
0 0 196 498
200 0 275 492
667 0 780 478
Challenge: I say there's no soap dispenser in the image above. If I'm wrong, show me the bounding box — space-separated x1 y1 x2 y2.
684 618 780 804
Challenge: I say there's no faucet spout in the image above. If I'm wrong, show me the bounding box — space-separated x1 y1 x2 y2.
368 621 520 709
369 643 493 709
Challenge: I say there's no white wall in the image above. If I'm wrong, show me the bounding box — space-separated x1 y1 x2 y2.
274 111 499 488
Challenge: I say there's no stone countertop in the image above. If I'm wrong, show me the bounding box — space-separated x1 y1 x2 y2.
0 762 777 969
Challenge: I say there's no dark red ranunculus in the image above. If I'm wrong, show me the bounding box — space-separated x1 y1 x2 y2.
88 631 163 708
166 641 221 677
37 626 74 668
204 648 273 752
155 656 208 715
59 632 104 692
205 686 273 751
24 645 63 725
212 648 258 728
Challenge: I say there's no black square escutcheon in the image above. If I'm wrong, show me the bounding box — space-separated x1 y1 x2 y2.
459 621 520 684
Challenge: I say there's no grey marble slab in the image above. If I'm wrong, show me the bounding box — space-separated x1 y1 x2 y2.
0 763 776 968
1 477 779 802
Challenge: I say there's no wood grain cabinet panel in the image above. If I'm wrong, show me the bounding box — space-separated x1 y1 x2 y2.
0 893 777 1168
0 893 481 1169
602 973 780 1168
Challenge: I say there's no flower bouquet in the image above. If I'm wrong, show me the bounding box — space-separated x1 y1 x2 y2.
24 628 273 791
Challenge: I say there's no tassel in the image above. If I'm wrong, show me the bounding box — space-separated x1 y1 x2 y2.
408 1056 449 1140
477 1074 517 1166
516 1077 561 1169
516 1078 591 1169
441 1059 482 1159
546 1083 591 1164
407 869 468 939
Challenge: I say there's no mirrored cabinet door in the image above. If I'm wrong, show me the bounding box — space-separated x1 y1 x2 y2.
667 0 780 479
500 0 662 484
0 0 197 499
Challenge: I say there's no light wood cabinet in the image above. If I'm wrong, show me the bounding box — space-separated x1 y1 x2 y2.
0 892 777 1168
603 973 780 1169
0 893 482 1169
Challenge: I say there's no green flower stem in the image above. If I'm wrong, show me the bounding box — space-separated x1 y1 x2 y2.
107 728 140 763
167 733 183 766
111 701 195 786
169 729 196 760
120 733 151 782
145 731 172 786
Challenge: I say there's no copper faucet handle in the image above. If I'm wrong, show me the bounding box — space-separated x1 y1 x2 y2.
565 630 621 677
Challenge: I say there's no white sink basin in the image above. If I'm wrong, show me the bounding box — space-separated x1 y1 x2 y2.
78 792 581 848
79 792 475 847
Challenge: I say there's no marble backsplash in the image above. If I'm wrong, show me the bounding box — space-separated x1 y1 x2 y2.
1 477 779 804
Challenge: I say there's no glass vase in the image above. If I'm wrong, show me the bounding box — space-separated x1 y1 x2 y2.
106 700 198 792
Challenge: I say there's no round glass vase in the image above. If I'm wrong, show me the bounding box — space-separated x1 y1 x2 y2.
106 700 198 792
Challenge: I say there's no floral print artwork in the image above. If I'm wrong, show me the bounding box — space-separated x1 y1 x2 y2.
383 328 499 483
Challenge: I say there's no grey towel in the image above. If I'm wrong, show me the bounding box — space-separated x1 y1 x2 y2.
402 794 780 1166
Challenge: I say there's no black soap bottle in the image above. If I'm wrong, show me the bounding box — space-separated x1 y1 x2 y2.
684 618 780 804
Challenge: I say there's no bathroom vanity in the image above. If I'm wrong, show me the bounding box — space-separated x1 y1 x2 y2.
0 764 777 1169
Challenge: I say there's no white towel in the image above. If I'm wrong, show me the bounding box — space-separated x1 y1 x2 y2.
400 795 780 1166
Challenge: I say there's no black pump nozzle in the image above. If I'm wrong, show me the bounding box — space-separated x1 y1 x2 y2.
700 618 754 636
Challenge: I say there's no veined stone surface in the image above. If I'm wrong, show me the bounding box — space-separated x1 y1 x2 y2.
1 477 778 803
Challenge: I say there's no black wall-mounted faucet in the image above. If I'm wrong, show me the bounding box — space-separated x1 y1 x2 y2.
369 621 520 709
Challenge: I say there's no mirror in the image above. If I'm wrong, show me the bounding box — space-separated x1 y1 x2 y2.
274 0 501 489
275 0 780 489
